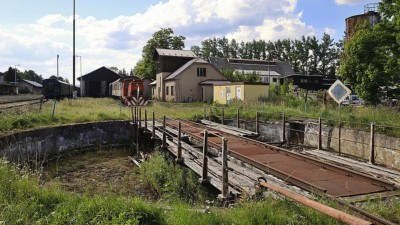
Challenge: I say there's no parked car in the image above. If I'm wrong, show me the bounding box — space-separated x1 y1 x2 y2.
342 95 363 106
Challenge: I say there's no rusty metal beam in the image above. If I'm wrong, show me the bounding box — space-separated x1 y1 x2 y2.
258 181 372 225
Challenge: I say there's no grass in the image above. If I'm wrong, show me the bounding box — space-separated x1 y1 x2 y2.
1 97 400 136
1 97 400 223
0 150 347 225
0 98 130 134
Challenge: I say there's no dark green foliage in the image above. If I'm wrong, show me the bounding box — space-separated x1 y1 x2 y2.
339 0 400 105
2 67 44 83
221 69 261 82
191 34 340 77
134 28 186 79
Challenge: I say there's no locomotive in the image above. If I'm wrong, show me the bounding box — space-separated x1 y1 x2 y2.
110 76 145 105
43 78 73 99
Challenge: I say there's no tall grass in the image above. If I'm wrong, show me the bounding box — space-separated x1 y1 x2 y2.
0 98 130 134
0 158 165 224
137 151 213 203
0 155 347 225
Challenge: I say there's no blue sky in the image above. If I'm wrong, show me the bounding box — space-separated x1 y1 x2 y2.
0 0 377 84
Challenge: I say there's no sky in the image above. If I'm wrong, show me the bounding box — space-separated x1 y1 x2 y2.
0 0 378 85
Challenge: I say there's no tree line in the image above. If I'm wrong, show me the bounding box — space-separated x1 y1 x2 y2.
190 34 342 79
133 28 342 80
1 67 44 84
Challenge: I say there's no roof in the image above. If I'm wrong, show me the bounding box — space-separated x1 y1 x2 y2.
199 80 231 85
213 82 270 87
155 48 197 58
209 57 295 77
149 80 157 86
78 66 122 81
111 75 142 84
164 58 209 81
22 79 43 88
280 74 323 79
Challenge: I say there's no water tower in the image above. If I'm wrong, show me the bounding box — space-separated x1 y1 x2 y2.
345 3 381 40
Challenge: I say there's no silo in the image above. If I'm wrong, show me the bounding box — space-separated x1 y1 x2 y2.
345 3 381 40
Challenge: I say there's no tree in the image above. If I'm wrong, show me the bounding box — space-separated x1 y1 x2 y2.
134 28 186 79
49 75 69 83
339 1 400 104
20 70 43 83
188 34 341 77
3 67 20 83
220 69 261 82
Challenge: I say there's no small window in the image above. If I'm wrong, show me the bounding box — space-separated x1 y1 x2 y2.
171 86 174 96
166 86 169 95
273 78 277 82
197 68 206 77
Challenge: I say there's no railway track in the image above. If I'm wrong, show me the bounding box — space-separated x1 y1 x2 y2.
161 119 399 225
0 98 46 109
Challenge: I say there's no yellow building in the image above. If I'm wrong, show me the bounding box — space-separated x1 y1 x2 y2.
213 82 269 104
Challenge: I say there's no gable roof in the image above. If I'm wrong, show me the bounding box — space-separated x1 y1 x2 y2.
155 48 197 58
77 66 122 81
149 80 157 86
209 57 295 77
22 79 43 88
164 58 209 81
199 80 231 85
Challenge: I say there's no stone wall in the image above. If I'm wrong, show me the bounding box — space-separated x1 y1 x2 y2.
303 122 400 169
0 120 133 163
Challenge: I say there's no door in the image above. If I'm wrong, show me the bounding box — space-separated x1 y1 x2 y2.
226 87 231 104
236 86 242 100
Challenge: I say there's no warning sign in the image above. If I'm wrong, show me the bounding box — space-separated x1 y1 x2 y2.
328 80 351 104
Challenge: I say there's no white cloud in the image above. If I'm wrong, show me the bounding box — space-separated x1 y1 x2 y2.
36 14 70 26
335 0 369 5
226 13 315 42
324 27 336 37
0 0 322 84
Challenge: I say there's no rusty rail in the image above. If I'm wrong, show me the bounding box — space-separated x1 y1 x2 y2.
258 180 372 225
150 118 398 225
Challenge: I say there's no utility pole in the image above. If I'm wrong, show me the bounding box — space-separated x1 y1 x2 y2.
73 0 76 92
57 54 59 77
14 64 19 95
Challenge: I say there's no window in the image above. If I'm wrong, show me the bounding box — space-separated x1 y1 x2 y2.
273 78 277 82
171 86 174 96
300 79 308 83
197 68 206 77
166 86 169 95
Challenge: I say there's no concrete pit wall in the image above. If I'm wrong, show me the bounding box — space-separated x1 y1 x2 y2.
303 122 400 169
227 119 400 169
0 120 133 163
